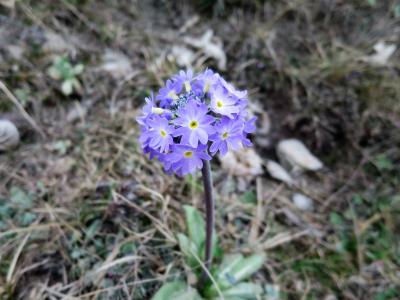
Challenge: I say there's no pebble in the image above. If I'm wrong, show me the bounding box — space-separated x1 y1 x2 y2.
292 193 314 211
277 139 323 172
0 119 20 151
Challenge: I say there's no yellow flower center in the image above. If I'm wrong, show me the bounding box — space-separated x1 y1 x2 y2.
222 132 229 139
152 107 164 114
189 120 199 129
168 91 178 100
183 151 193 158
204 82 210 93
160 129 167 137
217 100 224 108
184 81 191 92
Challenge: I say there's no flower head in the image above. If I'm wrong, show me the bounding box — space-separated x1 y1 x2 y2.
209 86 240 118
140 115 174 153
209 117 244 156
168 144 211 176
156 79 182 108
219 76 247 100
194 68 219 94
173 69 194 93
173 100 215 148
136 93 156 127
137 69 256 176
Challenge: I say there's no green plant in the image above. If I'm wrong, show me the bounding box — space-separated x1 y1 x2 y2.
0 186 37 231
152 205 266 300
48 56 84 95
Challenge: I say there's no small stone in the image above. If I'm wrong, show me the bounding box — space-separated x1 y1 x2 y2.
363 41 396 66
100 49 133 78
266 160 293 185
277 139 323 172
220 148 263 177
43 31 75 53
0 119 20 151
170 45 195 67
183 30 226 70
292 193 314 211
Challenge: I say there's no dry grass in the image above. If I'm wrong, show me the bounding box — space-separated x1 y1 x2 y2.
1 1 399 299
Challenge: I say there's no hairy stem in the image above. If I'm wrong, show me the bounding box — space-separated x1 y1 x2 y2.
201 159 214 275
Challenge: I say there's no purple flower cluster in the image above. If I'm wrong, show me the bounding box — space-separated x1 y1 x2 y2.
138 69 256 176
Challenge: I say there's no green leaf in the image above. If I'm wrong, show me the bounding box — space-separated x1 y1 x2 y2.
221 282 263 299
240 191 257 204
71 78 82 93
18 212 37 226
211 298 244 300
352 194 363 205
217 254 265 290
374 287 399 300
177 233 200 269
228 254 266 285
10 186 33 209
212 233 223 260
151 281 189 300
85 219 102 240
173 287 203 300
373 154 393 171
395 4 400 18
216 254 245 281
120 242 136 255
183 205 206 251
0 221 7 230
206 254 265 297
51 140 72 155
0 203 15 218
48 65 61 80
62 79 74 95
329 212 343 226
73 64 84 75
14 88 30 107
264 284 280 300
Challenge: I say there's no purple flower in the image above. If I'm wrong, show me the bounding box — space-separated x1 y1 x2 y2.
173 100 215 147
173 69 194 92
140 115 174 153
194 69 219 94
143 145 161 160
219 76 248 100
136 93 156 127
156 79 182 108
209 117 244 156
209 86 240 118
137 69 256 176
168 144 211 175
244 116 257 133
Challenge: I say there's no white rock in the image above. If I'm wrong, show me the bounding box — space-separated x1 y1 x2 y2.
100 50 133 78
277 139 323 172
0 119 20 151
171 45 195 67
220 148 263 177
183 30 226 70
363 41 396 66
266 160 293 185
292 193 313 211
0 0 15 8
5 45 24 60
43 31 75 53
